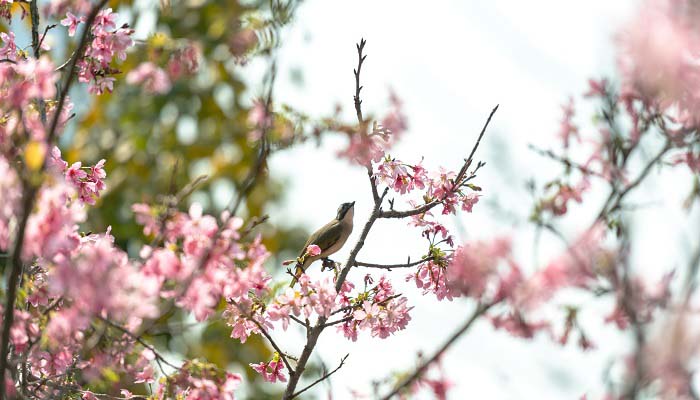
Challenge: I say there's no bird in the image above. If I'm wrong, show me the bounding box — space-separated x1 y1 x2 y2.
289 201 355 287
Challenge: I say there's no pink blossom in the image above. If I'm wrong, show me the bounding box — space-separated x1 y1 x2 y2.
407 260 460 301
0 32 17 62
557 97 579 149
460 193 480 212
616 0 700 127
167 42 200 79
490 311 552 339
126 62 172 94
247 99 272 141
514 225 614 309
306 244 322 257
338 129 387 166
381 90 408 139
60 12 84 36
250 359 287 383
447 237 513 299
353 301 381 326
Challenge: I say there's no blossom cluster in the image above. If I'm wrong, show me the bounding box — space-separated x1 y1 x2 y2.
126 40 201 94
338 93 408 166
148 360 242 400
60 8 135 94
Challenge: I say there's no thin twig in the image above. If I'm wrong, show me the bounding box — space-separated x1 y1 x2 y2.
353 38 367 124
230 301 294 374
379 302 493 400
354 256 433 270
379 105 498 219
330 293 402 317
98 317 181 372
290 354 349 399
528 144 606 179
45 0 110 147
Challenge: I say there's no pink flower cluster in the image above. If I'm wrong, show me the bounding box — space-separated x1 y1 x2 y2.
377 159 480 216
338 276 413 341
133 202 272 322
151 360 242 400
167 41 200 79
250 356 287 383
538 178 590 216
126 62 171 94
50 147 107 205
126 41 200 95
338 93 408 166
616 0 700 128
0 33 64 145
64 8 135 94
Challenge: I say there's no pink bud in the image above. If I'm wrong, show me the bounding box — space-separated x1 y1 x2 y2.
306 244 321 257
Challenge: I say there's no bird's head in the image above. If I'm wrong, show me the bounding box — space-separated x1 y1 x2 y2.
336 201 355 221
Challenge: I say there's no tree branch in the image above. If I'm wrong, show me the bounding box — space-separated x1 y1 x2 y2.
354 256 433 270
290 354 348 399
45 0 109 147
230 301 294 374
353 38 367 125
379 302 493 400
379 105 497 219
97 317 181 373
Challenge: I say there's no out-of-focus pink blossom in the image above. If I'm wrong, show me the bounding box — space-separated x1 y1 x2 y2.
126 62 172 94
617 0 700 128
167 42 200 79
60 12 84 36
514 225 614 309
558 97 579 149
447 237 513 299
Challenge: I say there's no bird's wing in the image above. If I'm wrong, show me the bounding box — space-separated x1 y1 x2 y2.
299 220 343 257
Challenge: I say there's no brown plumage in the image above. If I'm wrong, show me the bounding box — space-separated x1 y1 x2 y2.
289 202 354 287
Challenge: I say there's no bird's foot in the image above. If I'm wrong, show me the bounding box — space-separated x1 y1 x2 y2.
321 257 338 272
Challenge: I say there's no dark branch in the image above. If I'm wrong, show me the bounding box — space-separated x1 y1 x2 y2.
379 105 497 219
230 301 294 374
528 144 606 179
379 302 493 400
353 38 367 124
290 354 349 399
45 0 110 147
354 256 433 270
98 317 181 372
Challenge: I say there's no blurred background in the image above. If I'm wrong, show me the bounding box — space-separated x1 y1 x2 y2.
32 0 700 398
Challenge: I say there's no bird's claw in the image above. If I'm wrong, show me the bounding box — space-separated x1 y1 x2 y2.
321 257 337 271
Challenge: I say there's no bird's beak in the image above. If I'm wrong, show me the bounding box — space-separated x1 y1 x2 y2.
350 201 355 207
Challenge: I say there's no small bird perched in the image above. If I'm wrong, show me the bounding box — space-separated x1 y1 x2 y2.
289 201 355 287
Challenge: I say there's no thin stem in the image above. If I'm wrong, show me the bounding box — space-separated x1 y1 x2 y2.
0 185 36 398
354 256 433 270
98 317 181 372
45 0 109 147
528 144 606 179
230 301 294 374
290 354 348 399
379 302 493 400
353 38 367 124
379 105 498 219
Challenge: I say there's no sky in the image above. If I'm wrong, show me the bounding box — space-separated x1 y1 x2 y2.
245 0 699 399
